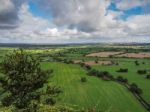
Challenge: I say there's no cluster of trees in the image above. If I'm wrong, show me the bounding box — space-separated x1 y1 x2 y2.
129 83 143 95
49 52 65 57
87 69 114 81
63 59 74 64
116 76 128 83
0 49 62 111
78 62 114 81
77 58 147 109
52 57 74 64
117 68 128 73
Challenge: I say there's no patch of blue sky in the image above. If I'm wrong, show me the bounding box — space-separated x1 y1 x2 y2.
28 1 53 21
107 2 119 11
108 2 142 20
121 6 142 20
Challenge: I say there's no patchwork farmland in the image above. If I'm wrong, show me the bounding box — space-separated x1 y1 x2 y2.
0 44 150 112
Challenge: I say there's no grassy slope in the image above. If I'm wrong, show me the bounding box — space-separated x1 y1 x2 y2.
93 59 150 104
41 62 146 112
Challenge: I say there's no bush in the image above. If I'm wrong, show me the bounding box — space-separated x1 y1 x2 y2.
84 65 92 70
129 83 142 95
116 76 128 83
95 60 98 63
81 77 87 82
135 61 139 66
137 70 147 75
116 62 119 65
87 69 98 76
146 75 150 79
99 71 113 81
117 68 128 73
63 59 74 64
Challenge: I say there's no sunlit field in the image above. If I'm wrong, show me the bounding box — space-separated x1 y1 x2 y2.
0 44 150 111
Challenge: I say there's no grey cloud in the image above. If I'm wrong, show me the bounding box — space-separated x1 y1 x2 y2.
0 0 150 43
0 0 25 29
34 0 111 32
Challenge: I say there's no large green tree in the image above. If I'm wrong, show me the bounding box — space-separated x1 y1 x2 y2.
0 49 54 111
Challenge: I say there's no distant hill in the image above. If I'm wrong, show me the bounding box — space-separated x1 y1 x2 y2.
0 43 150 48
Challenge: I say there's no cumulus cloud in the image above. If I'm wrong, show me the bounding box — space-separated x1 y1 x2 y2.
0 3 50 43
0 0 25 29
0 0 150 43
34 0 112 32
115 0 150 10
126 14 150 36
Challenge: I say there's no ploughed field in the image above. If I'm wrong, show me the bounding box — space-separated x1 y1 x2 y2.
41 62 146 112
87 51 150 58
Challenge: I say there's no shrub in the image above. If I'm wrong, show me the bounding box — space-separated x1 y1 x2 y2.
82 59 85 62
79 62 85 67
117 68 128 73
63 59 74 64
116 76 128 83
129 83 142 95
137 70 147 75
146 75 150 79
116 62 119 65
99 71 114 81
81 77 87 82
84 65 91 70
95 60 98 63
135 61 139 66
87 69 99 76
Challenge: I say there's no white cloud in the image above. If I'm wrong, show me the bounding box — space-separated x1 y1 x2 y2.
126 14 150 36
34 0 111 32
0 0 150 43
115 0 150 10
0 0 15 14
0 3 49 43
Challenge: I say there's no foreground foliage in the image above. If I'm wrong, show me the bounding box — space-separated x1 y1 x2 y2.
0 49 56 111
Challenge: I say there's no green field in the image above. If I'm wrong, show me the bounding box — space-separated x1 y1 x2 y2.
41 62 146 112
0 45 150 112
92 59 150 104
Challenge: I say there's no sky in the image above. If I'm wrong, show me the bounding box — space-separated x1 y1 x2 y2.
0 0 150 43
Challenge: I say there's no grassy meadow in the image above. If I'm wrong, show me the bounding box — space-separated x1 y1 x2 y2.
93 59 150 104
41 62 146 112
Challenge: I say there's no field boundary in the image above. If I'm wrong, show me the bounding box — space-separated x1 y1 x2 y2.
78 63 150 112
123 83 150 111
